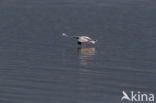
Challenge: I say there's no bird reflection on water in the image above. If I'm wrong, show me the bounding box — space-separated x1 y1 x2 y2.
77 47 96 66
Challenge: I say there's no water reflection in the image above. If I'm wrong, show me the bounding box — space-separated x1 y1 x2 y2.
77 47 96 66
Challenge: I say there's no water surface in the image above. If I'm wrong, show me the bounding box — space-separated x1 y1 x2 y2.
0 0 156 103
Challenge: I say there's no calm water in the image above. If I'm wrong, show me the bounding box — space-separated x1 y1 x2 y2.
0 0 156 103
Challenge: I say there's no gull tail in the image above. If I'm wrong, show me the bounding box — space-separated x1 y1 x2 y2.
90 40 97 44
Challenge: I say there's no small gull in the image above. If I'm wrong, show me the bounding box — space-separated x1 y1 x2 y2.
62 33 97 46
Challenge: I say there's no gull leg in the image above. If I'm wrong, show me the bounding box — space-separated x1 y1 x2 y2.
88 41 90 47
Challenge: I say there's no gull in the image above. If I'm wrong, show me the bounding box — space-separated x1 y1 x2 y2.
62 33 97 46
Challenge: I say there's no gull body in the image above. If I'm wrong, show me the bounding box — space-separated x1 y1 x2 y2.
73 36 97 45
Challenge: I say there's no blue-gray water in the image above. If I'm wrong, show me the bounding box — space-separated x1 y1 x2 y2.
0 0 156 103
